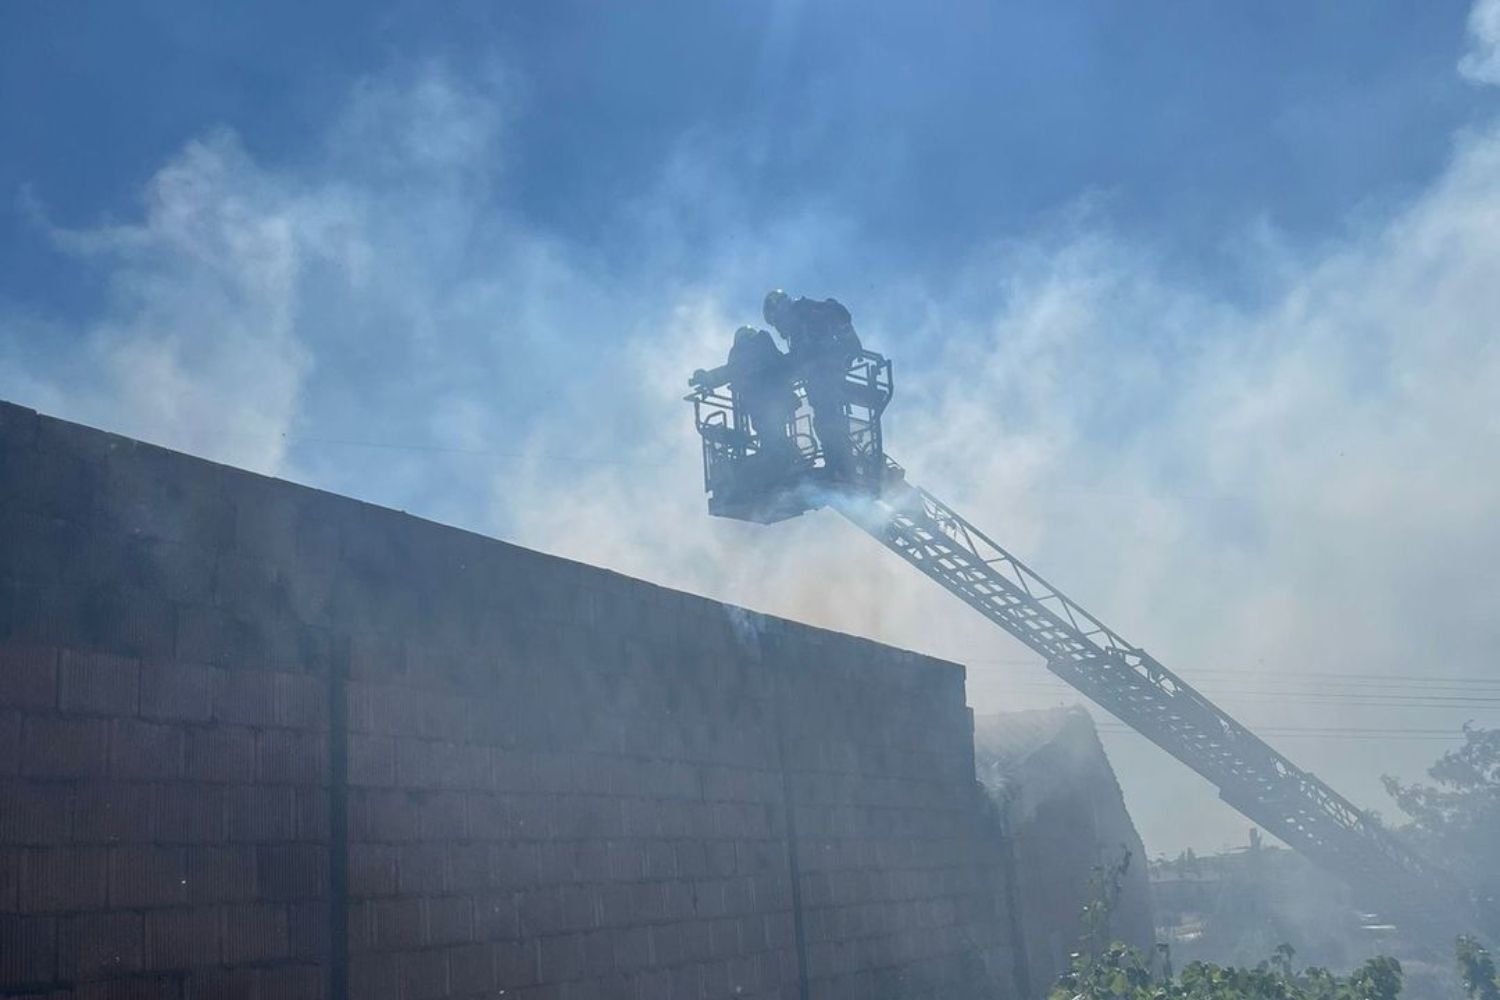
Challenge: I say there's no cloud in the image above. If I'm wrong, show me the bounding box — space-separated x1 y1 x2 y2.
507 121 1500 854
1461 0 1500 85
6 131 322 473
0 61 598 508
3 52 1499 857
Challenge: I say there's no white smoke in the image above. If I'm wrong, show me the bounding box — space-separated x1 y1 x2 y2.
3 31 1499 856
1461 0 1500 85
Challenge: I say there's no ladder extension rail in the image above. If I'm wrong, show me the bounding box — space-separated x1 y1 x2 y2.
832 459 1471 935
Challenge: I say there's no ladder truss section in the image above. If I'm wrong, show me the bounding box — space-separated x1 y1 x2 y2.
834 459 1472 939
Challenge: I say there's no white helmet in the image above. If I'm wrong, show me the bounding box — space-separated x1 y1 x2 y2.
762 289 791 327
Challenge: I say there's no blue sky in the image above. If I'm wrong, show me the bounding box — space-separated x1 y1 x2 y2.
3 1 1500 856
3 1 1489 306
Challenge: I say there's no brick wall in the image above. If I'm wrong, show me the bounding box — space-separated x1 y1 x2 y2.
0 400 1018 1000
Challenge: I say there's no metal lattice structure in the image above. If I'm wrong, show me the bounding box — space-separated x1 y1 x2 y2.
687 347 1483 944
833 461 1472 940
686 350 892 524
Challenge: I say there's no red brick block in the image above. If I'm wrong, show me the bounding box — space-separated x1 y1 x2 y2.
138 662 213 722
707 918 739 960
110 719 183 780
364 683 422 737
649 923 684 967
339 680 373 736
59 650 139 716
59 912 144 980
518 889 567 937
699 958 732 998
596 885 634 930
152 783 226 843
211 669 276 727
74 974 184 1000
644 840 676 880
346 734 394 787
465 792 510 841
276 672 326 731
475 894 519 942
416 791 467 841
0 644 58 710
352 789 419 842
370 897 422 950
348 634 405 680
489 841 539 891
22 716 108 778
0 779 69 844
347 843 398 898
606 841 646 882
73 783 153 843
539 934 584 984
494 939 540 988
173 606 229 667
222 903 288 964
255 844 326 901
20 846 108 912
445 842 488 892
75 586 178 662
426 895 474 945
0 848 17 909
258 963 325 1000
531 753 581 795
185 846 255 904
0 712 19 775
346 901 374 955
0 914 57 989
448 942 494 995
397 843 445 895
256 729 325 786
226 786 295 843
109 846 188 909
144 906 220 970
185 967 258 1000
490 751 535 792
287 901 329 960
295 788 329 841
399 734 486 791
349 953 400 1000
185 726 255 784
102 443 233 548
398 947 448 1000
210 553 291 621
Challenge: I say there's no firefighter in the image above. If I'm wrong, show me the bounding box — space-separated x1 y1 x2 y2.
762 289 863 477
726 325 797 464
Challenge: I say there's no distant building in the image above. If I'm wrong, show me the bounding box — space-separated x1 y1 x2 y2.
975 707 1156 990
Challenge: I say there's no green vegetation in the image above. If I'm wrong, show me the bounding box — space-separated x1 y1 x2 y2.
1457 937 1500 1000
1385 725 1500 939
1051 937 1406 1000
1055 848 1500 1000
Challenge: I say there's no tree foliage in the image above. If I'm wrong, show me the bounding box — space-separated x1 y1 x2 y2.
1053 856 1500 1000
1384 725 1500 932
1050 728 1500 1000
1050 938 1404 1000
1458 937 1500 1000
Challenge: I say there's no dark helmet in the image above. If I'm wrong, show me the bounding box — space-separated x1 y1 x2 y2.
733 325 758 347
763 289 791 327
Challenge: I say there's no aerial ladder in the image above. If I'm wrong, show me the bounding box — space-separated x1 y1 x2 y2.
686 344 1482 946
